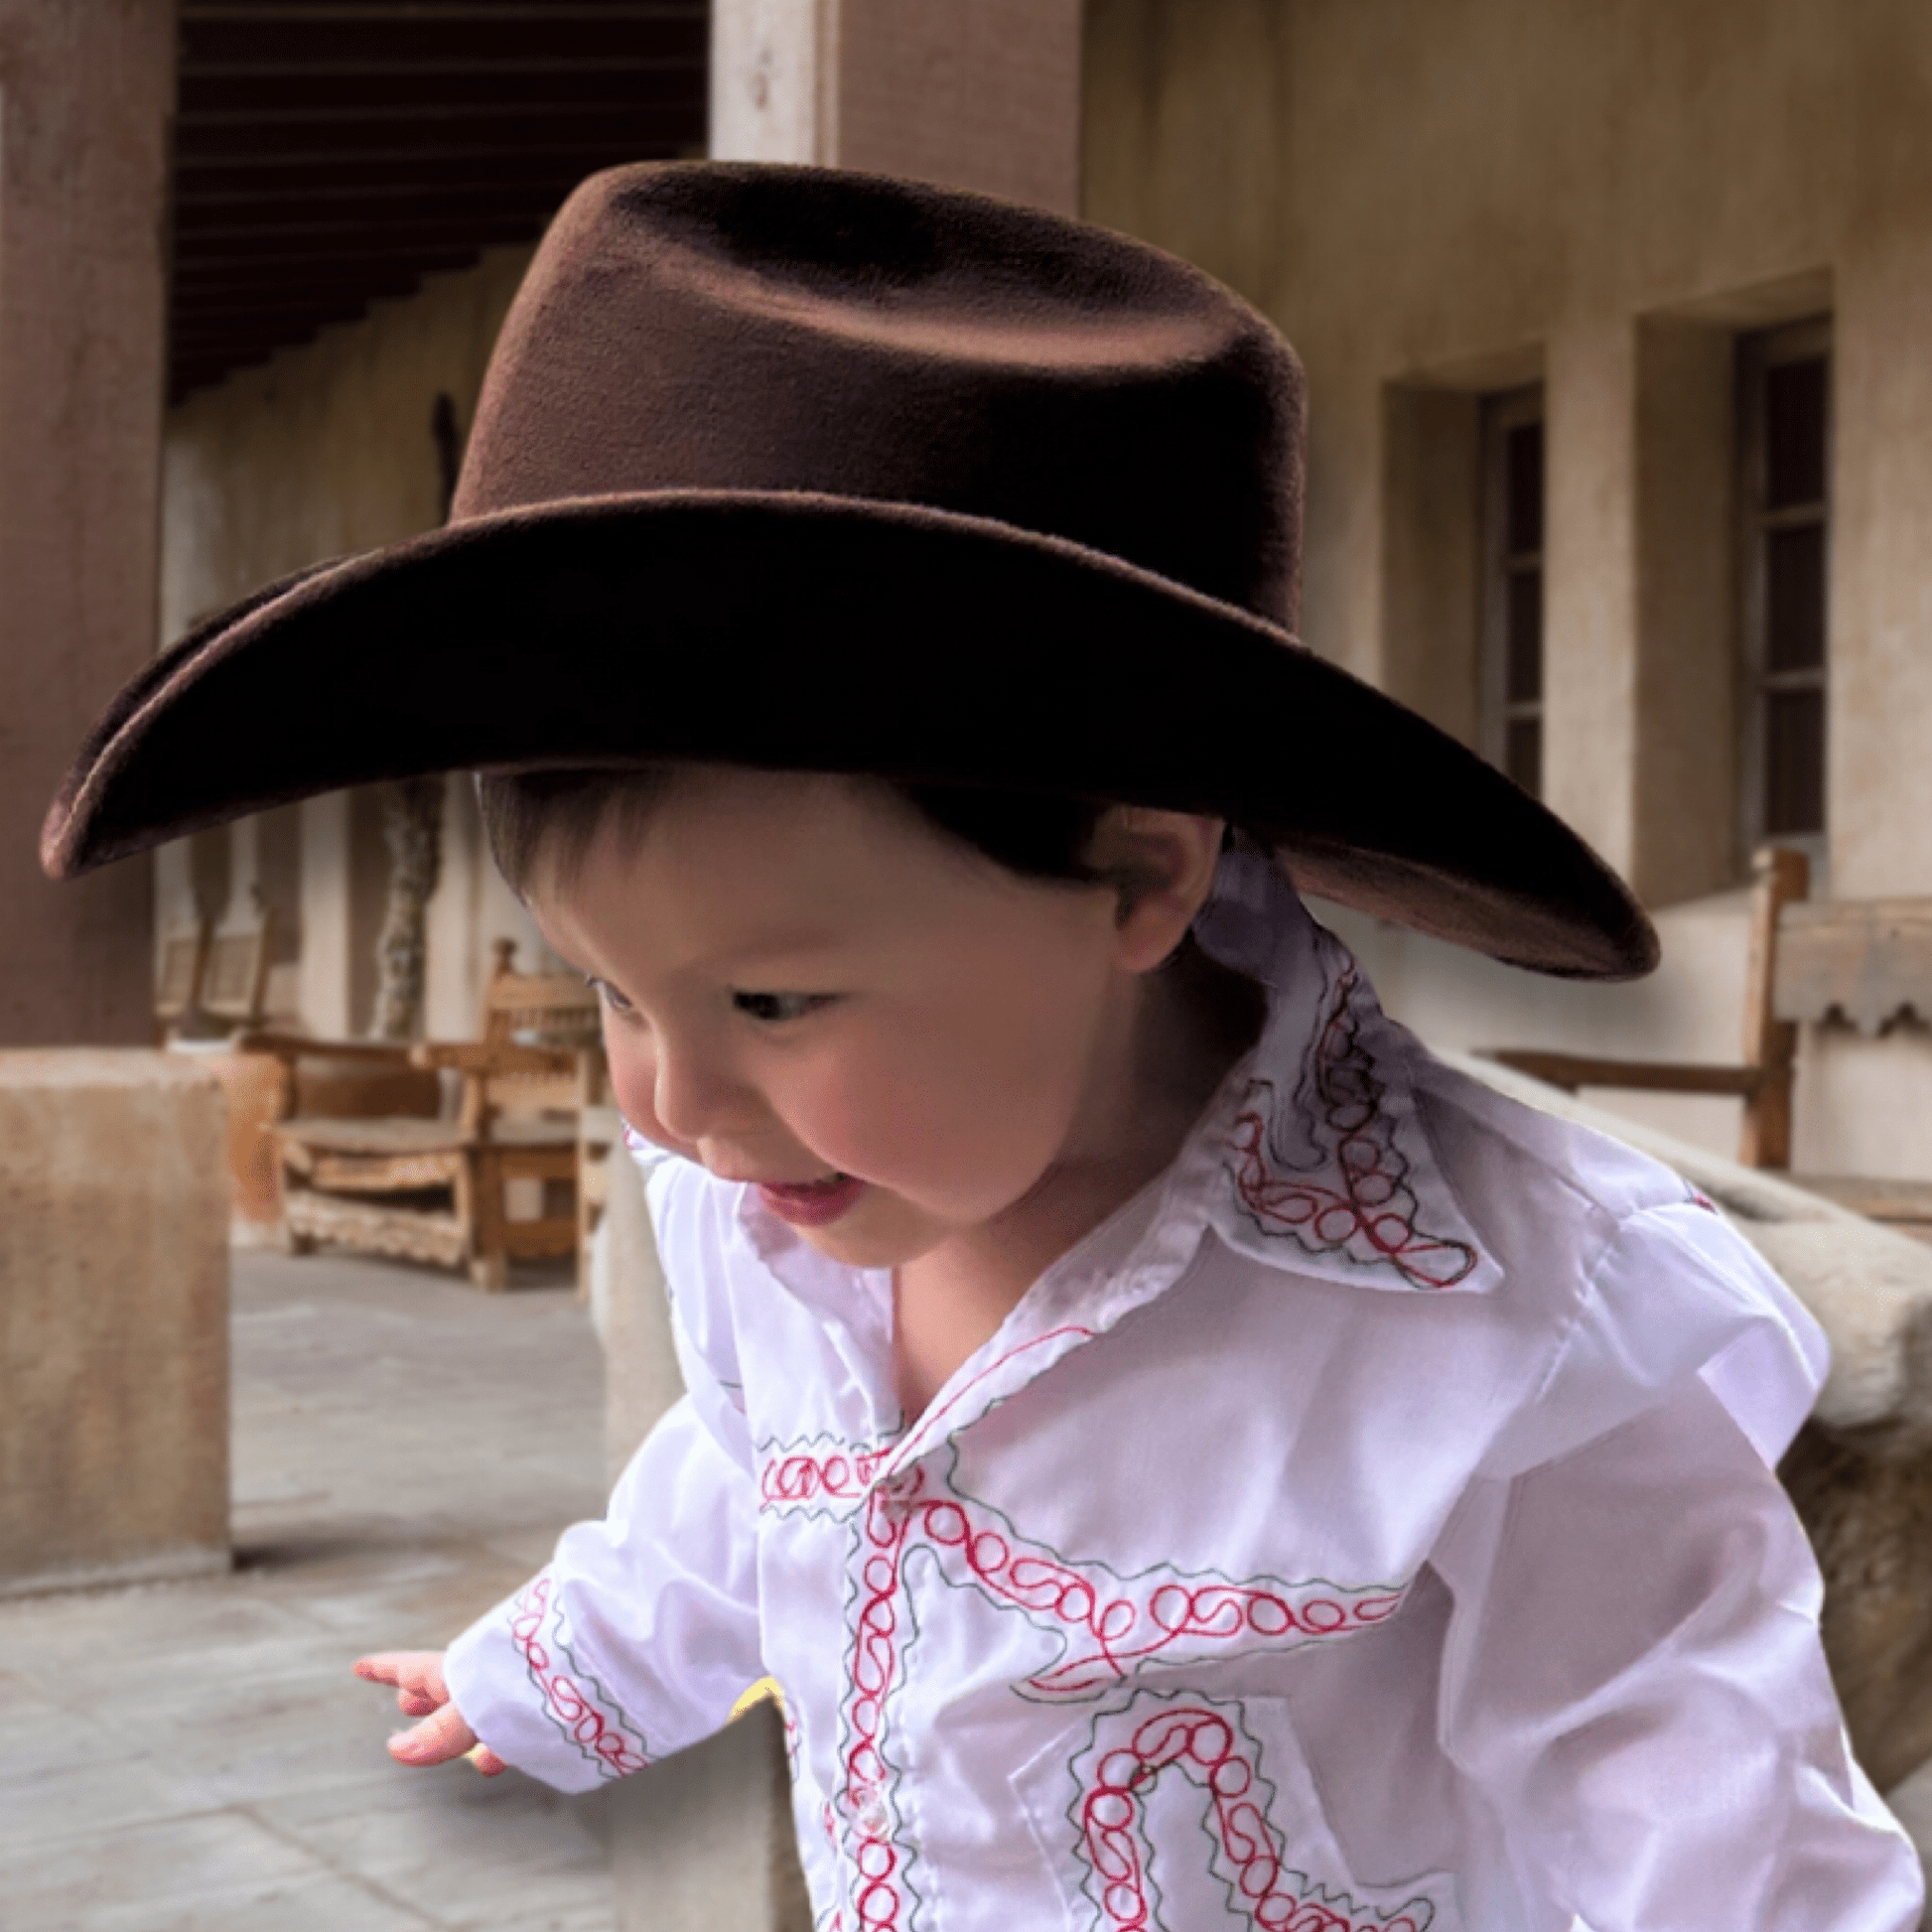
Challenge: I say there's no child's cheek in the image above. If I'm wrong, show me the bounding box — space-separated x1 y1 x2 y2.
778 1053 905 1174
798 1051 972 1184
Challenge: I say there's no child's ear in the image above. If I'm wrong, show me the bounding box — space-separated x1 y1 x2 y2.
1092 808 1226 967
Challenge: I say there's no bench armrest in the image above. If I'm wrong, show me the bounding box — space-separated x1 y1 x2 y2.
411 1040 576 1076
231 1030 421 1069
1476 1048 1764 1097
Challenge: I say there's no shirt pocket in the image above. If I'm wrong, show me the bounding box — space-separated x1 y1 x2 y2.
1010 1688 1461 1931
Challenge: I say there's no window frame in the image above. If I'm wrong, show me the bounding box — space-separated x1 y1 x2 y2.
1477 384 1547 797
1735 315 1832 866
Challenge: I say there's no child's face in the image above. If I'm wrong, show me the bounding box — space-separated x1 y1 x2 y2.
522 765 1227 1278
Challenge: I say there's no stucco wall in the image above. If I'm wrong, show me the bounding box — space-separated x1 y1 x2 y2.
1083 0 1932 1178
158 245 552 1040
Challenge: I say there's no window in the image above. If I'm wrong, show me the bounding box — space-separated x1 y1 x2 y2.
1479 387 1546 797
1737 319 1830 847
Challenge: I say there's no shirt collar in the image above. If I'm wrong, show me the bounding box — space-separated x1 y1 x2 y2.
1182 845 1499 1296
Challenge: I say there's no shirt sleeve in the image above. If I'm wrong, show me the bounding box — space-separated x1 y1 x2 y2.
442 1159 764 1795
1430 1203 1925 1931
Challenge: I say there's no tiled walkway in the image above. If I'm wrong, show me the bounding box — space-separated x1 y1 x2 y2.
0 1250 618 1931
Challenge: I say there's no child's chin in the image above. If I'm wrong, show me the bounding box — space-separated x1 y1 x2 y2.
797 1196 919 1267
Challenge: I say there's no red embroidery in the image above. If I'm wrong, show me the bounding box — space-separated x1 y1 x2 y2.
767 1452 1402 1701
1226 963 1476 1290
762 1445 1409 1932
760 1327 1094 1516
1080 1703 1436 1932
762 1442 893 1508
509 1574 649 1778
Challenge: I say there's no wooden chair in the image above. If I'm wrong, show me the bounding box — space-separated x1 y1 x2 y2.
1482 846 1932 1238
201 906 276 1034
250 940 605 1290
154 914 211 1043
159 900 278 1043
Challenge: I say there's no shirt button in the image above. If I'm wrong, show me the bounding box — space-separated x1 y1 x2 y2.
853 1781 890 1839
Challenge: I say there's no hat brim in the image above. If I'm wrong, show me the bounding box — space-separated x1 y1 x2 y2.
42 489 1657 980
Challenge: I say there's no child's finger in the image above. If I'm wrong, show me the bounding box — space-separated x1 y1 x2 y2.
353 1651 450 1705
468 1743 509 1777
387 1699 479 1767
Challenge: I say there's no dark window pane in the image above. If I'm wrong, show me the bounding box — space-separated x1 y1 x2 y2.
1764 685 1826 835
1506 715 1543 797
1764 355 1827 509
1765 522 1826 671
1506 421 1544 554
1506 567 1543 701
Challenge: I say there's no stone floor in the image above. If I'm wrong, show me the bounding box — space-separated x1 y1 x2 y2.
0 1249 619 1931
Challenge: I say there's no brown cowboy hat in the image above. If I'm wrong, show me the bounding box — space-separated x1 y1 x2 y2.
42 160 1656 980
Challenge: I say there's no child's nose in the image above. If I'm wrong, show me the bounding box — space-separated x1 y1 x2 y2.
646 1039 761 1150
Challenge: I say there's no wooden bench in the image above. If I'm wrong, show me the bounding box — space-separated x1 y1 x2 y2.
1483 847 1932 1241
243 940 605 1291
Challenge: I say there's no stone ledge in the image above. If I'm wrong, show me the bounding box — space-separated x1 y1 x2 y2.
1447 1049 1932 1461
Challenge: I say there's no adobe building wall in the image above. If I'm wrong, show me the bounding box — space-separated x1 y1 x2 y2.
1083 0 1932 1177
158 246 555 1040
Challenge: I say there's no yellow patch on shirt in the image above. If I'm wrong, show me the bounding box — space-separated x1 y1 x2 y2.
731 1676 782 1722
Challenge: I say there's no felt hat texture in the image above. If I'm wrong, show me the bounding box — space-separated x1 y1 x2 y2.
43 160 1657 980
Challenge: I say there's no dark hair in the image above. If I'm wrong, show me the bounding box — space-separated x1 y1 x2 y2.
476 762 1260 904
474 762 1273 1053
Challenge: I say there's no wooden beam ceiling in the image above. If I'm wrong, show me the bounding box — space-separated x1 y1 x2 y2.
171 2 709 405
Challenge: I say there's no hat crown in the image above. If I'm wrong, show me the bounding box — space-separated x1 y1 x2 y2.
452 163 1306 631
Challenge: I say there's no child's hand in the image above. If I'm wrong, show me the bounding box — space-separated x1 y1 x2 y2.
353 1650 507 1777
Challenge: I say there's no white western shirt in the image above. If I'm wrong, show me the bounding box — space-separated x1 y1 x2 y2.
446 846 1924 1932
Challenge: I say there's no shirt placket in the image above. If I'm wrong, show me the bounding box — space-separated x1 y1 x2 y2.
831 1456 932 1931
822 1286 1197 1931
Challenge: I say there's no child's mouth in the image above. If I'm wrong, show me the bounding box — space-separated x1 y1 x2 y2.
757 1173 867 1226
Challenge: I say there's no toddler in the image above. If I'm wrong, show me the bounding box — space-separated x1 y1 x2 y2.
42 161 1924 1931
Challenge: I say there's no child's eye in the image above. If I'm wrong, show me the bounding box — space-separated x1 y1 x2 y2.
732 991 833 1026
586 976 634 1015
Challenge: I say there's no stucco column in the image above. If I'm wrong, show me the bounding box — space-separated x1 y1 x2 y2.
299 789 391 1037
712 0 1081 214
1542 317 1640 887
1832 227 1932 900
0 0 174 1043
0 1049 228 1595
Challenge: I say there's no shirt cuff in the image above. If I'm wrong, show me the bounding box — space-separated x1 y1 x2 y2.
445 1566 653 1795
